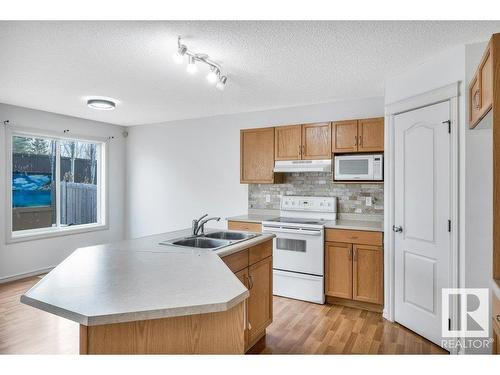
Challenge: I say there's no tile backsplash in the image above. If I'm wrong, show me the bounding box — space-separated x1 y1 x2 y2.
248 172 384 215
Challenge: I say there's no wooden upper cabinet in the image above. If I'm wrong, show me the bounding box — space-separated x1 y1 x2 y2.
274 125 302 160
357 118 384 152
302 122 332 159
331 120 359 153
469 41 493 129
352 244 383 305
332 118 384 153
325 242 353 299
240 128 276 184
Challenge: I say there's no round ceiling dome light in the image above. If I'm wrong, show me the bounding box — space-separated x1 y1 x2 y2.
87 98 116 110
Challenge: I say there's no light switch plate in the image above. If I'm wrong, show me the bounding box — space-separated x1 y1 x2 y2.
265 194 271 203
366 197 372 206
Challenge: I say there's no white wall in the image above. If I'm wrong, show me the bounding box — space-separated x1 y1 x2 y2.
464 42 493 293
126 97 384 239
0 103 126 281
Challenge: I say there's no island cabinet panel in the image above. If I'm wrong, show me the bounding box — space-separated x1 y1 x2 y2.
275 125 302 160
248 256 273 347
249 239 272 265
325 242 353 299
352 244 383 305
240 127 277 184
235 268 249 349
331 120 359 153
227 220 262 233
221 239 273 352
80 302 245 354
222 249 249 273
302 122 332 159
357 118 384 152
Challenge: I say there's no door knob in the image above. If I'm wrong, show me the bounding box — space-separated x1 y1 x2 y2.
392 225 403 233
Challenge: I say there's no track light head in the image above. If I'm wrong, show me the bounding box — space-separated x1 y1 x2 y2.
206 67 219 84
186 55 198 74
173 44 187 64
216 75 227 90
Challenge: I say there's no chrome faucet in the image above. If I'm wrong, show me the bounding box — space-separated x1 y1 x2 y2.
192 214 221 236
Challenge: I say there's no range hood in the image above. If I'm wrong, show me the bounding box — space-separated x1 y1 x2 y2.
273 159 332 173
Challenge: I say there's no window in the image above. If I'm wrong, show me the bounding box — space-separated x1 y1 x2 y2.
9 131 106 240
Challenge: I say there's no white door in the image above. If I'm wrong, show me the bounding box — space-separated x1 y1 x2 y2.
394 101 451 348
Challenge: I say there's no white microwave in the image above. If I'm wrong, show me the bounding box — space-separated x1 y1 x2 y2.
334 154 383 181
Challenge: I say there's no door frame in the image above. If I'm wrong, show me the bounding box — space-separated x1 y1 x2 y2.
384 82 460 353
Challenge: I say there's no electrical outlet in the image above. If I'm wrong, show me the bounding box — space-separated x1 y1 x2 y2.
265 194 271 203
366 197 372 207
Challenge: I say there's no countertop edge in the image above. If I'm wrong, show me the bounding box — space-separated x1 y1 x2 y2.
215 233 275 257
87 289 250 326
21 294 89 325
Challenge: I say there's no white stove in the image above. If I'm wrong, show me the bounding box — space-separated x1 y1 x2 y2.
262 196 337 304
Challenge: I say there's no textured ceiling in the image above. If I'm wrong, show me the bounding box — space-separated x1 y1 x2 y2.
1 21 500 126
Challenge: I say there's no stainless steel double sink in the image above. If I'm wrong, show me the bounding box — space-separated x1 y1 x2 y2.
160 231 259 250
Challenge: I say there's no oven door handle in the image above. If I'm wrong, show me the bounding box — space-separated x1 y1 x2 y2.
262 227 322 236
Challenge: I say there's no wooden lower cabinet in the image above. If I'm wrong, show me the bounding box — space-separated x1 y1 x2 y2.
248 256 273 347
494 321 500 354
325 242 352 299
221 240 273 352
352 244 383 305
324 229 384 311
494 293 500 354
227 220 262 233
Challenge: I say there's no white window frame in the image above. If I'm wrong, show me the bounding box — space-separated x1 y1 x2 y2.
5 126 109 243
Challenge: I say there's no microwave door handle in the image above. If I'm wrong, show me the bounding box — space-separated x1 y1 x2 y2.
263 227 322 236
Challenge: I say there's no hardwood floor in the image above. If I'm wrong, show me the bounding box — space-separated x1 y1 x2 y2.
0 276 446 354
0 276 78 354
249 296 447 354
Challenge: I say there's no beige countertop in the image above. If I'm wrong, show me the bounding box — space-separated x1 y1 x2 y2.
21 228 274 326
324 219 384 232
226 213 279 223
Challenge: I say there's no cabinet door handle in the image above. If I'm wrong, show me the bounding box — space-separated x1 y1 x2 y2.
473 89 481 110
348 248 352 259
298 144 301 155
359 135 362 147
248 274 254 290
353 248 357 261
354 136 358 146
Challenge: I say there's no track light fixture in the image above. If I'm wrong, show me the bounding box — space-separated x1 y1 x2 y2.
173 36 228 90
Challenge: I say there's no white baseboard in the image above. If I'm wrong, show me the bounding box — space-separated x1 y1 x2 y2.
0 267 54 284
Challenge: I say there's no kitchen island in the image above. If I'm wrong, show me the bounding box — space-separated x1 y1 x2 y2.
20 228 274 354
